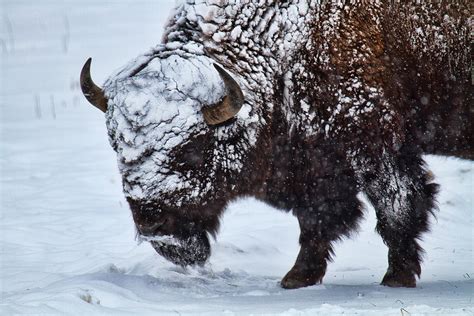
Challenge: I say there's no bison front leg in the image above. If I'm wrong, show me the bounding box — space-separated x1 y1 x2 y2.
281 175 363 289
280 226 331 289
365 153 438 288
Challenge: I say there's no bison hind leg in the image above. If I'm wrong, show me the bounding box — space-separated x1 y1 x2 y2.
364 153 438 288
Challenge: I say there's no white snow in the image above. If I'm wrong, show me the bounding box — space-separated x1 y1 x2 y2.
1 1 472 315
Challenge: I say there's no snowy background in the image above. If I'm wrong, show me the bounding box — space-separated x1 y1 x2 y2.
0 1 472 315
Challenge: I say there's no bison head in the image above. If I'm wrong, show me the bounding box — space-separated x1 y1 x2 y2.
81 49 263 266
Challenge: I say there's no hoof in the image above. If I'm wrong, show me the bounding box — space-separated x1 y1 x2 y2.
281 268 323 289
381 271 416 288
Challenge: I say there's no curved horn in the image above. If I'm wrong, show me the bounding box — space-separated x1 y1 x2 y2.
80 58 108 113
202 64 244 125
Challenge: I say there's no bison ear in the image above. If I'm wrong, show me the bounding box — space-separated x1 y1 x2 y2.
202 64 244 125
80 58 108 113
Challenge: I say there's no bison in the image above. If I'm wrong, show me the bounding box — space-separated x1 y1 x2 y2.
80 1 472 289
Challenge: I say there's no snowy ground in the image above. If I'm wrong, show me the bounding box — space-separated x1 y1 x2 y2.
1 1 472 315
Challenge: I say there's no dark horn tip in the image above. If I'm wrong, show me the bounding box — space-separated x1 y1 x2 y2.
213 63 223 71
81 58 92 77
213 63 231 80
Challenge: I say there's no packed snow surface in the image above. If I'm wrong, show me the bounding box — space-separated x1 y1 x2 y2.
1 1 472 315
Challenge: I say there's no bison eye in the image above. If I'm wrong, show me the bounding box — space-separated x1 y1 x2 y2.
176 135 209 168
183 147 205 167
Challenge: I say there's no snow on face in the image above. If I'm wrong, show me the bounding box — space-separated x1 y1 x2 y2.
104 51 231 205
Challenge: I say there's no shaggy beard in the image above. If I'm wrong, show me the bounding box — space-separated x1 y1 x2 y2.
149 232 210 266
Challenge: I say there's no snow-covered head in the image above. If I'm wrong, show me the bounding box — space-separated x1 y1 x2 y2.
80 48 263 265
102 51 249 198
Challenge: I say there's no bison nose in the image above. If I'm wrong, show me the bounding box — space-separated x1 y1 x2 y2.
138 219 167 236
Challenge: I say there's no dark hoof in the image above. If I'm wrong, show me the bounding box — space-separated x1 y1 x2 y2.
281 268 323 289
381 271 416 288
